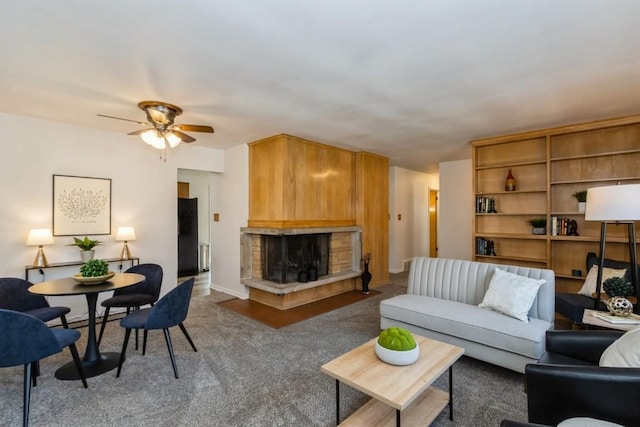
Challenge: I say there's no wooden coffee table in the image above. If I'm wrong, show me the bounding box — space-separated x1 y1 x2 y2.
321 334 464 426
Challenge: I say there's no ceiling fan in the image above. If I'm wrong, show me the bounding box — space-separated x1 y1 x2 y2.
98 101 214 149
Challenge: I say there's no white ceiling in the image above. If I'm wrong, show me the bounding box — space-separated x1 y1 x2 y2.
3 1 640 174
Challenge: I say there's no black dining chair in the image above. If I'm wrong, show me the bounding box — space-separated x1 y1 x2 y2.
116 277 197 379
0 309 88 427
97 263 163 347
0 277 71 327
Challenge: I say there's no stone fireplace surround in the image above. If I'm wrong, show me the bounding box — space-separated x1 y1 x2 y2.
240 226 363 309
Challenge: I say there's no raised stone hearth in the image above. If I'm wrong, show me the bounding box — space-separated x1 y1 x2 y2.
240 226 362 310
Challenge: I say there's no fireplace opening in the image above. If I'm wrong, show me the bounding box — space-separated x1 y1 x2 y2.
261 233 330 284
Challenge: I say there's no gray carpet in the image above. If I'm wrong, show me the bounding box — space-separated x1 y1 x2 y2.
0 273 529 426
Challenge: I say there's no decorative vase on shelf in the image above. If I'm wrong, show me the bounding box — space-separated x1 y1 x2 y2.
505 168 516 191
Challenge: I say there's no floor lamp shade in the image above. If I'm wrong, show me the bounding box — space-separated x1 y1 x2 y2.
585 184 640 221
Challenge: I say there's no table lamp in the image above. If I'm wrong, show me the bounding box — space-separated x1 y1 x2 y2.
585 184 640 313
116 226 136 260
26 228 55 267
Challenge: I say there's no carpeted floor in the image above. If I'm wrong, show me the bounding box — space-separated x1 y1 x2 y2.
0 272 529 426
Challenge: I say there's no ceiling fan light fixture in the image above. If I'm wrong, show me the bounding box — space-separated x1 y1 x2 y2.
141 129 166 149
165 131 182 148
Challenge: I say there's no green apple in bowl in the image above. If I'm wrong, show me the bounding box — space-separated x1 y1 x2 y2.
375 327 420 365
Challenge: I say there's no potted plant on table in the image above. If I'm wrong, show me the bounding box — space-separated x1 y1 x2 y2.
67 236 102 262
527 218 547 235
375 327 420 365
572 190 587 213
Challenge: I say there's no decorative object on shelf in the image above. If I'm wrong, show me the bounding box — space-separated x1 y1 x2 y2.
361 253 372 294
26 228 55 268
573 190 588 214
571 269 582 277
53 175 111 236
585 184 640 314
115 226 136 260
476 196 497 213
504 168 516 191
297 270 308 283
566 219 579 236
603 276 634 298
67 236 102 262
374 327 419 365
527 218 547 235
606 296 634 317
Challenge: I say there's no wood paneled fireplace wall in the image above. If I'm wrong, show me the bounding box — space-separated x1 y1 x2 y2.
241 134 389 309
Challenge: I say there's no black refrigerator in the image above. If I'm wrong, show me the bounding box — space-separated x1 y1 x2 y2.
178 197 199 277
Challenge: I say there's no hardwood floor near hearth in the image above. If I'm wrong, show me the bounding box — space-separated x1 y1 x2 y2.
218 289 381 328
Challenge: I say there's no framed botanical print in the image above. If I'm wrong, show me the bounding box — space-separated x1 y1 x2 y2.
52 174 111 236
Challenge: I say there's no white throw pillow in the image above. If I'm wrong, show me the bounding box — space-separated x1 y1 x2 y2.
579 265 626 297
599 325 640 367
478 268 545 322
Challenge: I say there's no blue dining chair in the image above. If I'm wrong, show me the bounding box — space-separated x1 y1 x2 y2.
0 277 70 327
97 263 163 347
116 277 197 379
0 309 87 427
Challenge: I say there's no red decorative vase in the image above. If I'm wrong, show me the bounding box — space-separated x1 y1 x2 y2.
505 168 516 191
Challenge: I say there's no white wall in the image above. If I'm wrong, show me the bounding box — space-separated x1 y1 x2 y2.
211 143 249 299
438 159 473 260
388 166 439 272
0 112 224 321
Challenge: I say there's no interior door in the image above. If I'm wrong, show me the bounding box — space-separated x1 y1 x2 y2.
178 197 199 277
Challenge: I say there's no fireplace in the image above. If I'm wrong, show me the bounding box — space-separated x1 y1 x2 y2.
261 233 330 284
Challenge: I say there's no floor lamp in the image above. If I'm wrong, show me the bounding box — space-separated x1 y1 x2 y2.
585 184 640 314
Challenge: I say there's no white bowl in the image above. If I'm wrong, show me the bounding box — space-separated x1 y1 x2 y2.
375 341 420 366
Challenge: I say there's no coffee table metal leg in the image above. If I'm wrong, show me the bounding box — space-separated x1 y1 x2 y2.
396 409 401 426
449 365 454 421
335 379 340 425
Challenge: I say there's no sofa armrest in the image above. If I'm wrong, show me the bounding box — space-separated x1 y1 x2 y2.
525 363 640 426
545 330 623 364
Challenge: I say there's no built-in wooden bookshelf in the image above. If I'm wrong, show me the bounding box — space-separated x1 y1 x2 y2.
472 115 640 294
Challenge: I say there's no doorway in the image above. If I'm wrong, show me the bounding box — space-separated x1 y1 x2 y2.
177 170 214 278
429 189 438 257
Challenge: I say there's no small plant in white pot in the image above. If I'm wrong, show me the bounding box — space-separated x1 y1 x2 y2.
572 190 587 213
375 327 420 365
527 218 547 235
67 236 102 262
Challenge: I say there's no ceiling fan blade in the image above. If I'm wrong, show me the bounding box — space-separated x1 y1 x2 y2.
174 124 214 133
171 130 196 143
127 128 154 136
97 114 148 126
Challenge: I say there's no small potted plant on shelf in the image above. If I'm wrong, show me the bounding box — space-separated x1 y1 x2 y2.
374 327 420 365
572 190 587 213
527 218 547 235
67 236 102 262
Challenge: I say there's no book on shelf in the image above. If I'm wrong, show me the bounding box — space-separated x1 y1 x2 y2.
592 311 640 324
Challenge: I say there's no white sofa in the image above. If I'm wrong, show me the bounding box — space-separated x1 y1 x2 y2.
380 257 555 373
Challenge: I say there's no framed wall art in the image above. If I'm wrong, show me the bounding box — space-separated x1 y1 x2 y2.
52 174 112 236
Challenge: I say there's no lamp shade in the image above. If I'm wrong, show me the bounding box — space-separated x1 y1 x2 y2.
115 226 136 241
26 228 54 246
585 184 640 221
